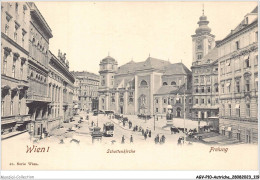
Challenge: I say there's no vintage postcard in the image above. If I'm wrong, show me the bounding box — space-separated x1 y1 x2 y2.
0 1 259 174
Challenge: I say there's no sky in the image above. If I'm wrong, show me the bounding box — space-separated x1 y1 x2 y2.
36 1 258 74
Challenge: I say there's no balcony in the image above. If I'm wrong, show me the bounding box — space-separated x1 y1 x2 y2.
27 92 51 102
1 114 31 125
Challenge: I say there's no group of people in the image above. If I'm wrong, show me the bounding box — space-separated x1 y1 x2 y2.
121 135 134 144
154 134 166 144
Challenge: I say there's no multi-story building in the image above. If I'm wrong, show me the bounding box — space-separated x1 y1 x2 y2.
218 7 258 143
190 10 220 130
1 2 31 135
153 64 192 119
48 50 75 130
71 71 99 112
98 56 192 115
26 2 53 137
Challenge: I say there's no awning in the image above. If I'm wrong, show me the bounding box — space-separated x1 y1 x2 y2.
235 104 240 109
2 85 11 90
227 127 232 131
226 82 231 87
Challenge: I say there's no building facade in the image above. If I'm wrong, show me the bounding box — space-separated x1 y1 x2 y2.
190 10 220 130
98 56 192 116
71 71 99 112
48 50 75 130
1 2 31 134
26 2 53 137
217 7 258 143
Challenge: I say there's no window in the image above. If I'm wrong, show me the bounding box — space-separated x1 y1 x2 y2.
156 99 159 104
215 98 219 104
120 98 124 103
201 76 204 83
201 99 204 104
20 63 23 79
227 82 231 93
221 84 225 93
171 81 176 85
254 55 258 66
163 99 167 104
189 98 192 104
3 53 8 75
195 87 198 93
235 41 240 50
18 100 21 115
102 80 105 86
163 108 166 113
246 104 250 117
194 78 198 83
129 98 133 103
206 76 210 82
208 98 211 104
215 86 218 93
207 87 210 92
245 79 250 92
195 99 198 104
197 54 202 60
10 100 13 115
1 100 4 116
236 80 240 93
201 87 204 93
12 59 16 78
102 99 104 103
163 82 168 86
245 58 250 68
236 104 240 117
226 60 231 73
255 76 258 90
5 24 9 35
140 80 147 86
14 23 20 42
228 104 231 116
156 108 158 112
15 3 18 12
22 29 26 47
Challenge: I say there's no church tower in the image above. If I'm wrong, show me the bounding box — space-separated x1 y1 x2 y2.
192 7 215 62
99 55 118 89
98 55 118 111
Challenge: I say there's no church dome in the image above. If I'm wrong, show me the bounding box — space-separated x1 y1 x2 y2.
100 56 117 64
195 14 211 34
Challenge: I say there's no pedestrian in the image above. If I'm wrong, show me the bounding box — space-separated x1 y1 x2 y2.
130 135 133 143
161 135 166 144
155 134 159 144
149 130 151 138
144 132 147 140
121 135 125 144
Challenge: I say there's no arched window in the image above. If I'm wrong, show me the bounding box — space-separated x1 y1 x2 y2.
140 80 147 86
163 82 168 86
171 81 176 85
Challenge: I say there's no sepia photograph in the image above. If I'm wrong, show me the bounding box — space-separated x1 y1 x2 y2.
0 0 259 178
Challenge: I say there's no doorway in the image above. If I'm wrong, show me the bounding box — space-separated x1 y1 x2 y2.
120 106 123 114
176 107 181 117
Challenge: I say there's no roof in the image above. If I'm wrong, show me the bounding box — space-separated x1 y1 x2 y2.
199 47 218 65
155 86 179 95
222 6 258 41
117 57 170 74
163 63 191 75
170 84 192 95
100 56 117 64
114 77 135 88
71 71 99 79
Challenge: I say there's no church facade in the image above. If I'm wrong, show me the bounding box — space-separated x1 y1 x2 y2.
98 56 192 115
